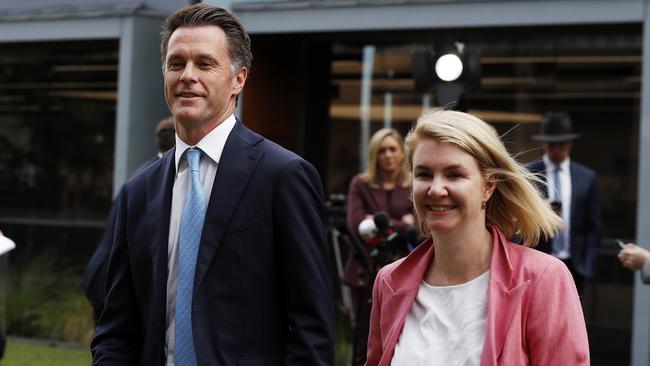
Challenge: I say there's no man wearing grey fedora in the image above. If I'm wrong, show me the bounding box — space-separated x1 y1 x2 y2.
527 111 602 295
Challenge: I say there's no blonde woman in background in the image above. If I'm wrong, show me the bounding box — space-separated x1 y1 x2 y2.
344 128 415 366
366 109 589 366
346 128 414 239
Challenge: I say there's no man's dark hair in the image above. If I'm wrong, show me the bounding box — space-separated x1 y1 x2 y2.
160 4 252 75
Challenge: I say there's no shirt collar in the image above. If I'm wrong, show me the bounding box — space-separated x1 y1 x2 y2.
542 154 571 172
174 114 237 173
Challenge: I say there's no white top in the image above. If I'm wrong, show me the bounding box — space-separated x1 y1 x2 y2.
543 154 572 259
165 114 237 366
391 271 490 366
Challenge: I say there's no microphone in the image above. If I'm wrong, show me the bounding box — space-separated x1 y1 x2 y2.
358 217 380 246
373 212 398 243
406 226 422 252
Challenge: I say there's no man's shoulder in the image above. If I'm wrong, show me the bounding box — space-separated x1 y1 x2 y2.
525 159 545 172
570 160 596 178
235 121 308 168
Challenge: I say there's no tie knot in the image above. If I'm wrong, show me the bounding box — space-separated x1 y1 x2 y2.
185 148 202 172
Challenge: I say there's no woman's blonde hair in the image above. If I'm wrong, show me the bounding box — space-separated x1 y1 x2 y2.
404 108 563 246
361 128 410 188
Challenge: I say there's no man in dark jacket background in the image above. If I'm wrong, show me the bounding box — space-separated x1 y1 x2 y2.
527 111 602 295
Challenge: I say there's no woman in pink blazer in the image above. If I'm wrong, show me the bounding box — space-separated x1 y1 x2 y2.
366 109 589 366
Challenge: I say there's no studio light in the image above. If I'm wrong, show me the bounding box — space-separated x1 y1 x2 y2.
435 53 463 82
411 40 481 111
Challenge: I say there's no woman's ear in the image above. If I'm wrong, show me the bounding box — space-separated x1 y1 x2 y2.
483 175 497 202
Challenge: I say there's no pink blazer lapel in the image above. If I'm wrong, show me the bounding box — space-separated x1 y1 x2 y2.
378 240 434 365
480 226 530 365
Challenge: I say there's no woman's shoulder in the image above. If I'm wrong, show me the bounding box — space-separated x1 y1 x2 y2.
349 174 375 191
374 257 405 283
503 241 569 277
349 174 368 187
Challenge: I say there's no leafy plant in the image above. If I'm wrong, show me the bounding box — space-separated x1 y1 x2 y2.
4 246 94 345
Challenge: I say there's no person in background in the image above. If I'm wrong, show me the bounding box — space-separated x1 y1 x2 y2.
91 4 334 365
526 111 602 295
343 128 414 366
81 116 176 322
154 116 175 158
619 242 650 283
366 109 589 365
346 128 415 243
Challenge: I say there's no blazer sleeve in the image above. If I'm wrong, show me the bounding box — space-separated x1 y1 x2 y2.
81 195 119 318
365 267 386 366
91 187 143 365
525 259 589 365
347 176 368 235
274 159 336 366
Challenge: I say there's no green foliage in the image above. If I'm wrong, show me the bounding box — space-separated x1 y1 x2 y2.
3 338 91 366
4 246 94 345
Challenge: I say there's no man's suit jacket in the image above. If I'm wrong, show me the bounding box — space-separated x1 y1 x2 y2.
527 159 602 277
81 158 161 322
81 198 118 322
365 225 589 366
91 120 335 366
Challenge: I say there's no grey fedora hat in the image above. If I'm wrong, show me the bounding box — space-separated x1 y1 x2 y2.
531 111 581 142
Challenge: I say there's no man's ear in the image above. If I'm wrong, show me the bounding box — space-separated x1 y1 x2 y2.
233 67 248 95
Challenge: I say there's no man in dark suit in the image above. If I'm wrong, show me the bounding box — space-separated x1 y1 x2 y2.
91 4 335 366
81 116 175 323
527 111 602 295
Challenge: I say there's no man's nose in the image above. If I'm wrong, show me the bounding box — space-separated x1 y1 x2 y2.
180 63 197 82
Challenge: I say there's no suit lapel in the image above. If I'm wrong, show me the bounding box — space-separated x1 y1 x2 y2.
145 151 176 330
480 226 529 365
194 121 264 290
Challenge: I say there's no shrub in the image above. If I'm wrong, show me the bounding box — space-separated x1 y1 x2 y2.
4 246 94 345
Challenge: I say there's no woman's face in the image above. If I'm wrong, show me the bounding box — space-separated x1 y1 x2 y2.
376 135 404 175
412 138 494 235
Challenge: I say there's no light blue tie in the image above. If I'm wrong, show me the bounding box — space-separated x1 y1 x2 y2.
175 148 206 366
552 166 566 253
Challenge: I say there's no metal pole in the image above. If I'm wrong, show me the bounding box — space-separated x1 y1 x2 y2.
360 45 375 172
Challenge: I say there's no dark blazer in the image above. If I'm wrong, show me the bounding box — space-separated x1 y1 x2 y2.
526 159 602 277
91 120 335 366
81 197 119 322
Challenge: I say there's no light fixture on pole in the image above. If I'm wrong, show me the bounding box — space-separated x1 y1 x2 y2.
411 41 481 111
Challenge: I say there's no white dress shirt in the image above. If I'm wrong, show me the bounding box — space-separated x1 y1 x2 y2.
543 154 572 259
165 114 236 365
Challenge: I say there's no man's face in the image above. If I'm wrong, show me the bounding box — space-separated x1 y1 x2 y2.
543 141 573 165
163 25 246 133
